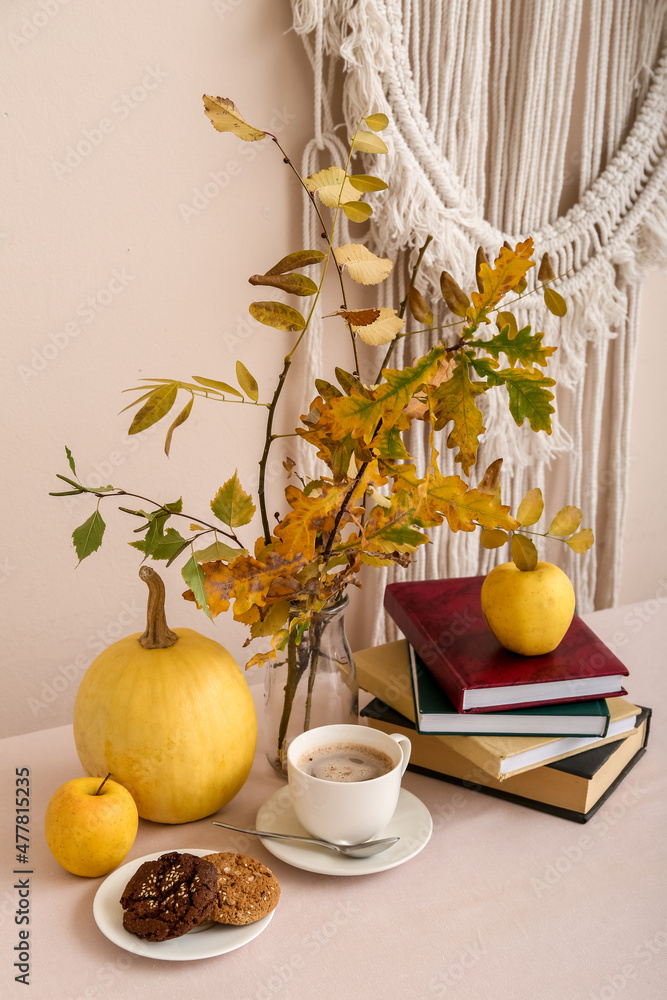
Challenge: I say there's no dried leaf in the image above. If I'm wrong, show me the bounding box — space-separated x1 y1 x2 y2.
475 246 489 292
352 131 388 154
342 201 373 223
335 308 381 326
350 307 404 346
192 376 243 398
517 488 544 527
440 271 470 317
236 360 259 401
364 113 389 131
477 458 503 497
407 286 433 326
303 166 361 208
249 300 306 332
548 505 582 536
210 470 256 527
128 383 178 435
348 174 388 192
512 533 538 571
544 287 567 316
333 244 393 285
566 528 594 553
538 252 556 283
164 396 193 456
202 95 265 141
248 272 318 296
480 528 508 549
266 250 325 275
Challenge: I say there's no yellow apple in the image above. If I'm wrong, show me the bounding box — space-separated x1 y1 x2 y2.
480 560 576 656
44 775 138 877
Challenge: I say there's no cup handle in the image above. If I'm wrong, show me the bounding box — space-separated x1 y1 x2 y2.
388 733 411 776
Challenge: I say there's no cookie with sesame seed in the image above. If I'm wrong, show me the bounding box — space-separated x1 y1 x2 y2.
120 851 218 941
203 852 281 925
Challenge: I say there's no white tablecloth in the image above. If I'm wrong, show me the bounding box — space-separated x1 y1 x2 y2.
1 600 666 999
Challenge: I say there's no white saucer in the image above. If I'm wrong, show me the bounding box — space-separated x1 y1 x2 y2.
255 787 432 876
93 848 275 961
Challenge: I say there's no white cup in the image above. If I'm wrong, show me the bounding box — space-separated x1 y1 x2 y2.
287 724 411 845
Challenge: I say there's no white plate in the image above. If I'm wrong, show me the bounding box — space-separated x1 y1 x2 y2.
93 848 275 961
255 787 432 876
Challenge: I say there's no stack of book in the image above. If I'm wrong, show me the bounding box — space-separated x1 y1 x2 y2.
356 576 651 823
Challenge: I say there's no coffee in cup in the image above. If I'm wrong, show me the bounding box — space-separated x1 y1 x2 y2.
296 742 394 782
287 724 411 845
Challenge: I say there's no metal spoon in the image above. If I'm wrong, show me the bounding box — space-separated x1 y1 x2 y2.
211 820 399 858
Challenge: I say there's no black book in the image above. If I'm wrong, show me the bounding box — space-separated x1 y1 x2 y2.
361 699 651 823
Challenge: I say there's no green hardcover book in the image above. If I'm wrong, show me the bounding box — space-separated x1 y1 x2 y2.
409 645 611 736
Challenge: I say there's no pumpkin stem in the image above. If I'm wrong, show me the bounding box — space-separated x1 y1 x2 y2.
138 567 179 649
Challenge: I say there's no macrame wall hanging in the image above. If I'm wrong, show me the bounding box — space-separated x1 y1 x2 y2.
290 0 667 645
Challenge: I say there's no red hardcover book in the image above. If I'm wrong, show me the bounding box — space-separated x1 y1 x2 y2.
383 576 629 713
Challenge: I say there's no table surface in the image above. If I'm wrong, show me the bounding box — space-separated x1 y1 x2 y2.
2 600 666 1000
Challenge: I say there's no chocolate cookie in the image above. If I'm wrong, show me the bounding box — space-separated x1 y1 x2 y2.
120 851 218 941
203 852 281 925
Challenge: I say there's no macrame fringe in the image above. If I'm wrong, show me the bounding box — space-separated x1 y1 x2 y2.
290 0 667 643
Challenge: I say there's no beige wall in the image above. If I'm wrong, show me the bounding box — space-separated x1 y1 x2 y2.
3 1 665 738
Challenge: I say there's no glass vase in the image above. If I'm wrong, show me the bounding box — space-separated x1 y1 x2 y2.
263 595 358 776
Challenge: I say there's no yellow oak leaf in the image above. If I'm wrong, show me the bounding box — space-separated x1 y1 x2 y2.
273 482 352 560
183 550 308 618
466 239 535 328
423 469 519 533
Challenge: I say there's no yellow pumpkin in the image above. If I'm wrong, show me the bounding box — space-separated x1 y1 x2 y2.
73 568 257 824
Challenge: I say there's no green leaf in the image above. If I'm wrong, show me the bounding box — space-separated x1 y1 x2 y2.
372 425 410 460
65 446 77 477
192 376 243 398
164 498 183 513
469 326 557 370
544 287 567 317
164 397 193 456
342 201 373 223
468 356 502 384
181 556 213 620
128 384 178 435
335 367 371 397
496 368 556 433
364 113 389 131
431 362 487 475
211 470 256 527
134 525 189 562
248 273 318 296
236 360 259 401
266 250 325 275
352 131 388 154
512 533 538 571
348 174 388 192
193 540 248 562
566 528 594 553
249 301 306 332
516 488 544 526
72 510 106 563
548 505 582 536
